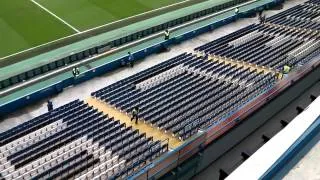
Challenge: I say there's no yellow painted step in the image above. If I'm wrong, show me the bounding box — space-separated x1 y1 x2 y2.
208 55 276 75
86 97 183 149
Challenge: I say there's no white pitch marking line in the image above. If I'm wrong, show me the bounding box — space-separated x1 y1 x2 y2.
30 0 80 33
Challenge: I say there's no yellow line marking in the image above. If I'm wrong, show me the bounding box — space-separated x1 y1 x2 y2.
266 22 319 35
207 54 276 75
86 98 183 149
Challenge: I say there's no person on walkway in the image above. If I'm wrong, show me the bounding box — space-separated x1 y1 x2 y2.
261 14 266 24
164 29 170 40
72 67 80 77
128 52 134 67
258 11 263 23
282 64 291 78
47 100 53 112
131 107 139 124
235 7 239 15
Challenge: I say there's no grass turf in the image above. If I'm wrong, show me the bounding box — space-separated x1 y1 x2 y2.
36 0 185 31
0 0 75 59
0 0 184 59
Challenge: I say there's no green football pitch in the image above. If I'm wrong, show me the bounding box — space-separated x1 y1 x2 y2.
0 0 184 59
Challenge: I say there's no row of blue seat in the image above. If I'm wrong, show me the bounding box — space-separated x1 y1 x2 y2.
195 24 258 52
95 54 197 104
91 53 192 98
0 100 82 146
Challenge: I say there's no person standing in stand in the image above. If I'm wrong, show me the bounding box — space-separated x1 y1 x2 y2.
131 106 139 124
47 100 53 112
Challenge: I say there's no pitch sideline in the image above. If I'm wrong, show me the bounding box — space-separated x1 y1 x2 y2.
30 0 80 33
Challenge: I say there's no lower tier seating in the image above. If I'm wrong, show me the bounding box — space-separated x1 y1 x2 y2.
0 101 168 179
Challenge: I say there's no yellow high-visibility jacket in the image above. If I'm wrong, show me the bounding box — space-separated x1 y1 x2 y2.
283 65 291 74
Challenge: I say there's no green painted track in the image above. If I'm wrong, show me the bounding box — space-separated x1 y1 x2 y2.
0 0 74 58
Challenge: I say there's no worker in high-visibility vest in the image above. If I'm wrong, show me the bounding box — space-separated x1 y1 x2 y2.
72 67 80 77
235 7 239 15
283 65 291 74
164 29 170 40
131 106 139 124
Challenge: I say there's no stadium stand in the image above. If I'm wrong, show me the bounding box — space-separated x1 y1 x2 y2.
92 53 277 140
195 23 320 70
0 101 168 179
1 0 320 179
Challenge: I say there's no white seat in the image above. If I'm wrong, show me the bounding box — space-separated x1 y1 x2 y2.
23 173 31 180
19 168 26 175
75 147 82 154
52 151 58 159
4 167 15 176
43 163 51 171
26 164 32 171
37 166 45 174
13 171 20 178
45 155 51 162
100 155 106 162
51 159 58 167
39 157 45 164
5 174 13 180
93 169 100 176
57 156 63 162
101 165 106 172
58 149 64 155
87 171 94 179
30 169 37 177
